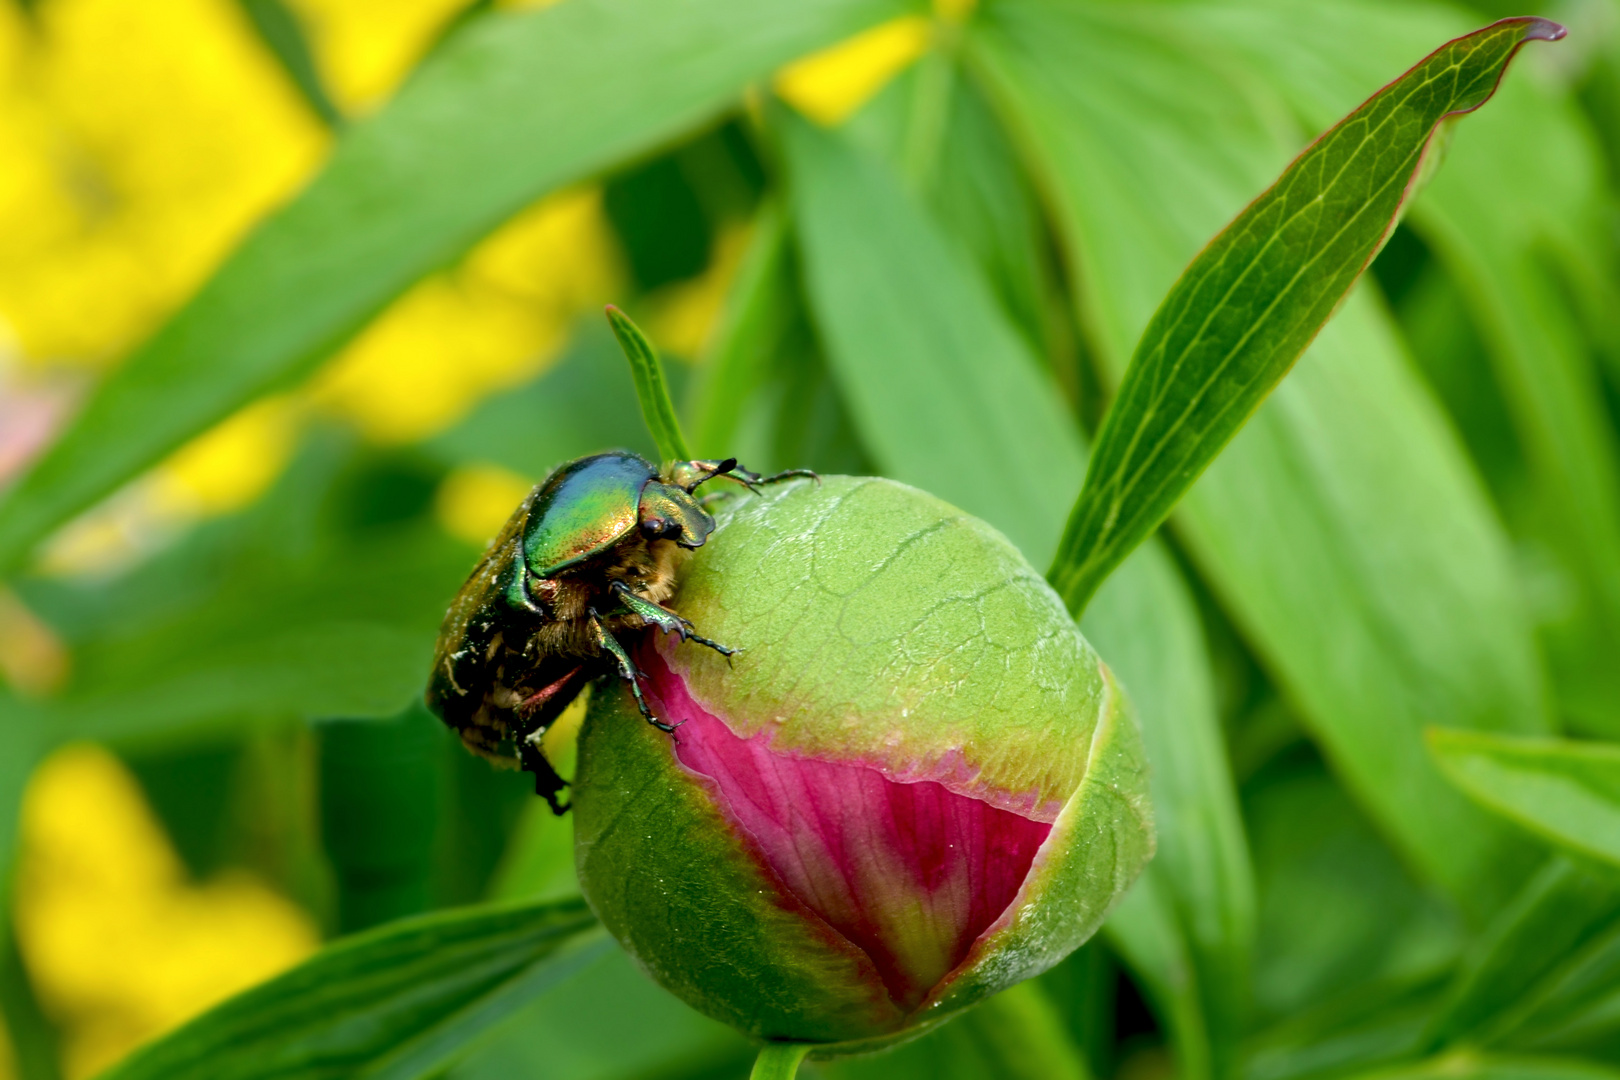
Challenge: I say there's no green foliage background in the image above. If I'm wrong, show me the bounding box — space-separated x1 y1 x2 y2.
3 0 1620 1078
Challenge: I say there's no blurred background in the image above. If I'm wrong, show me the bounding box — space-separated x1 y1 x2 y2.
1 0 1619 1078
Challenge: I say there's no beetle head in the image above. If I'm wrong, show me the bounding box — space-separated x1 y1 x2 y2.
638 483 716 549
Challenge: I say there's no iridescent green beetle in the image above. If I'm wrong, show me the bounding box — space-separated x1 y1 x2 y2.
426 451 813 813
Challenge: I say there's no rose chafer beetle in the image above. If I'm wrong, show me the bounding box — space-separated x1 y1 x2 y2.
426 451 813 813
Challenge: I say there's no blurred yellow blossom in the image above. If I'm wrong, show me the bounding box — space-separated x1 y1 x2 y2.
15 745 319 1079
435 462 536 548
774 15 931 126
287 0 570 116
284 0 467 114
151 396 302 517
0 0 327 367
310 186 621 443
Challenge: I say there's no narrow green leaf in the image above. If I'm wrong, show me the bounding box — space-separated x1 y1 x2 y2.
607 306 692 463
1489 918 1620 1054
1429 730 1620 869
779 105 1083 565
439 945 747 1079
1084 546 1253 1078
1243 981 1441 1080
689 203 794 459
1188 0 1620 740
1427 858 1620 1048
751 1044 811 1080
1042 16 1563 613
0 0 910 578
98 897 604 1080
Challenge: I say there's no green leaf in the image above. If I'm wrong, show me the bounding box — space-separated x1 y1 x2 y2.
608 306 693 463
0 0 912 578
779 105 1084 566
689 202 795 460
97 897 605 1080
1036 15 1562 613
1350 1053 1620 1080
1189 0 1620 740
1488 918 1620 1055
1084 546 1253 1079
1429 730 1620 869
972 0 1550 913
441 945 747 1079
1426 857 1620 1048
1104 869 1213 1080
1244 757 1461 1020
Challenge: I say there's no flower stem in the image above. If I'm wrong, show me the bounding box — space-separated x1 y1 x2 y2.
750 1042 812 1080
606 305 691 463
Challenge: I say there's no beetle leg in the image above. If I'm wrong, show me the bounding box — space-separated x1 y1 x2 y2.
589 612 678 733
609 581 736 659
758 468 820 487
721 464 821 493
508 665 589 815
518 735 570 815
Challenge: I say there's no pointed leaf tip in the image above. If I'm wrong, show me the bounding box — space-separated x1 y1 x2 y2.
1521 17 1566 42
606 304 691 463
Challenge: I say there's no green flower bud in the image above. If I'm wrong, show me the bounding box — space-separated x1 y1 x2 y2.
573 476 1152 1047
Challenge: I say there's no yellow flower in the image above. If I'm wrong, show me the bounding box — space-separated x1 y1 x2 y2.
283 0 469 115
0 0 327 368
774 16 933 126
434 461 536 548
15 745 319 1080
309 186 621 443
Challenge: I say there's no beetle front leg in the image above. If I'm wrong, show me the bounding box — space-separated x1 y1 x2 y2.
589 612 677 733
609 581 736 659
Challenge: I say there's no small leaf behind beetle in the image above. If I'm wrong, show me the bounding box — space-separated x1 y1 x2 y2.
608 305 693 463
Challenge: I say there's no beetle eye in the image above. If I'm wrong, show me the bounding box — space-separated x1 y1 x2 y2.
642 518 676 540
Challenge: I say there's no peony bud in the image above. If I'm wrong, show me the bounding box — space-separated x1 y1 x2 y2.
573 476 1152 1047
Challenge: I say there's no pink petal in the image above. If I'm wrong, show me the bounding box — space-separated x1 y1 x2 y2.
639 646 1052 1010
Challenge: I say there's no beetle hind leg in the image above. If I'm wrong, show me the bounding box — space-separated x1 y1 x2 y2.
519 735 570 815
509 664 589 815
